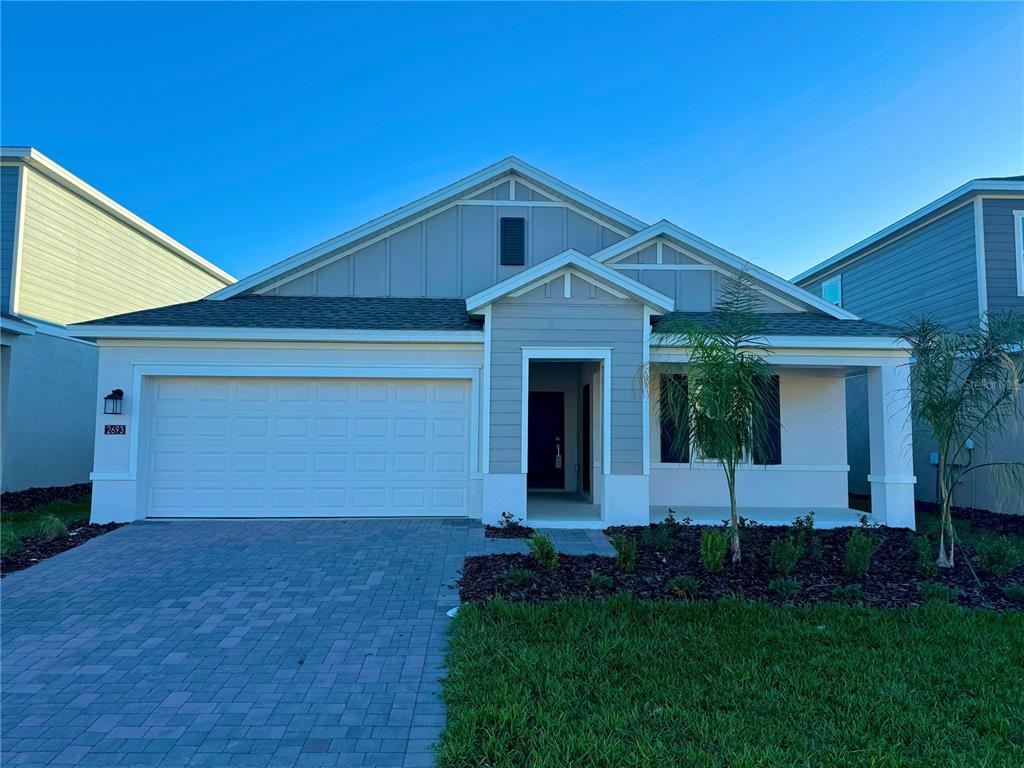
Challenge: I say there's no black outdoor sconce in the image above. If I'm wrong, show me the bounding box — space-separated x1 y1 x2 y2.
103 389 124 415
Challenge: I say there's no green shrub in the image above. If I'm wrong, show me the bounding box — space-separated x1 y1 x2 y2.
640 524 678 552
610 535 637 573
769 535 802 575
0 525 21 556
919 582 960 604
913 536 939 578
768 577 800 601
699 529 728 574
1002 583 1024 604
502 567 534 589
975 536 1023 577
35 513 69 542
665 575 700 598
527 533 559 570
791 511 820 559
589 571 614 590
498 510 523 529
843 529 877 577
661 509 689 534
831 584 863 605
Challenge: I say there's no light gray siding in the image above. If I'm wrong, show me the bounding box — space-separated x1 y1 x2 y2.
1 165 20 314
982 197 1024 315
265 201 626 299
488 275 645 476
800 202 980 330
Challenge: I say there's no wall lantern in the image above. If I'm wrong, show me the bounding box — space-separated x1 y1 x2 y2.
103 389 124 415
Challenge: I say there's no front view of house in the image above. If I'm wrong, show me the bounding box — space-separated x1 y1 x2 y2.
71 159 917 529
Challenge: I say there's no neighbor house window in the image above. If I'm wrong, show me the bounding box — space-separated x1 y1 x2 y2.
500 217 526 266
752 374 782 465
659 374 689 463
1014 210 1024 296
821 275 842 306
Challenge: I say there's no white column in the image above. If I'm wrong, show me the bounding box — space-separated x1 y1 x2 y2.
866 364 916 529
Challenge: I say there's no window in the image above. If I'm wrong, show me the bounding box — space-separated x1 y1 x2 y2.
821 274 842 306
659 374 690 463
752 375 782 465
500 217 525 266
1014 210 1024 296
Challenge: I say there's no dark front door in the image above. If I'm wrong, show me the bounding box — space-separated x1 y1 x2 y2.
528 391 565 489
581 384 591 495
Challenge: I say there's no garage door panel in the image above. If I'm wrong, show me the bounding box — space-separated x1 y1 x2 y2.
144 377 472 517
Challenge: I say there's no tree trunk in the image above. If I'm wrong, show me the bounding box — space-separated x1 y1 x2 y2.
727 467 741 563
937 455 954 568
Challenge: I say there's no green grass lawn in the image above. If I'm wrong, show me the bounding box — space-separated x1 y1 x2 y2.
1 498 91 553
441 597 1024 768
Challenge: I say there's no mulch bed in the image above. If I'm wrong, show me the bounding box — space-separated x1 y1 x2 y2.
484 522 536 539
460 523 1024 611
1 482 92 513
1 521 125 576
851 493 1024 538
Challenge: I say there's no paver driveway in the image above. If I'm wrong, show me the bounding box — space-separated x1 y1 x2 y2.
2 519 612 767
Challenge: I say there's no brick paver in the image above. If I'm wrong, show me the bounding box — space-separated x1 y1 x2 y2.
1 519 608 766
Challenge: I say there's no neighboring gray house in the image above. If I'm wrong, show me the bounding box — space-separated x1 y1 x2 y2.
70 158 919 530
795 176 1024 515
0 147 235 492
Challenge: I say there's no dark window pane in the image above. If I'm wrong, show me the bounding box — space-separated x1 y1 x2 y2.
753 374 781 465
500 217 525 266
659 374 689 463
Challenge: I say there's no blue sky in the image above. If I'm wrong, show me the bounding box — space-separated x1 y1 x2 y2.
2 2 1022 281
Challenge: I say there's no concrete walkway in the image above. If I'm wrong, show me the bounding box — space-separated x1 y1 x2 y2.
1 519 611 767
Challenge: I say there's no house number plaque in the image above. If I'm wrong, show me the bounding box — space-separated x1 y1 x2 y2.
104 424 126 435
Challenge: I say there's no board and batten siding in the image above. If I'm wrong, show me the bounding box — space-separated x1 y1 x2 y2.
982 196 1024 315
801 203 980 330
1 165 20 313
488 274 645 476
14 166 229 326
265 201 625 299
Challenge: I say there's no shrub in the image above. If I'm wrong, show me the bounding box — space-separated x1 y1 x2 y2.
640 525 678 552
1002 583 1024 604
502 567 535 589
0 525 21 556
769 535 802 575
589 571 614 590
699 530 728 574
919 582 960 604
665 575 700 599
35 513 69 542
610 535 636 573
527 533 558 570
843 528 877 577
914 536 939 578
661 509 689 534
498 510 523 529
975 536 1023 577
768 577 800 601
832 584 863 605
791 512 820 558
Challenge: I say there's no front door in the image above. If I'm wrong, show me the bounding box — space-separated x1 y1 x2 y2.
528 391 565 489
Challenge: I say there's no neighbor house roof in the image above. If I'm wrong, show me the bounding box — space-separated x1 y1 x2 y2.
71 296 483 335
793 176 1024 285
652 312 900 339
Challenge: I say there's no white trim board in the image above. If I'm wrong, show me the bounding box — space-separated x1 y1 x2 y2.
974 198 989 323
0 147 235 286
520 347 612 477
1013 209 1024 297
9 163 27 313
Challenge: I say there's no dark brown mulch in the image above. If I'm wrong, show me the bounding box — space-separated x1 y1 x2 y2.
460 524 1024 611
1 483 92 513
850 493 1024 538
1 521 124 576
484 523 536 539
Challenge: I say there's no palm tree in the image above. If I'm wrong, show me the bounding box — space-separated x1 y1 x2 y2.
649 275 774 562
901 312 1024 568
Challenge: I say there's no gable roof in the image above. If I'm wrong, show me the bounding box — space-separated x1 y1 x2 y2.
209 157 649 300
592 220 858 320
465 249 675 314
793 176 1024 285
0 146 235 286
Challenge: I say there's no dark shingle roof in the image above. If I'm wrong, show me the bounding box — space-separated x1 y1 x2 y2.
76 296 484 332
652 312 899 338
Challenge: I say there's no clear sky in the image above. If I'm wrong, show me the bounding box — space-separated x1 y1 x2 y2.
2 2 1022 281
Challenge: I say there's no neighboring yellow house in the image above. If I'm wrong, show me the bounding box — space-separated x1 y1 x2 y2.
0 147 235 492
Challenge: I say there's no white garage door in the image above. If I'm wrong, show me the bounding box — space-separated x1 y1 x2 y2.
143 377 472 517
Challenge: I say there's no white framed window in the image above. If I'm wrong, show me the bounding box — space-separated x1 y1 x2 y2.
1014 210 1023 297
821 274 842 306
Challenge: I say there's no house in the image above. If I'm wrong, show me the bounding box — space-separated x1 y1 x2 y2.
0 147 235 492
69 158 916 529
795 176 1024 515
